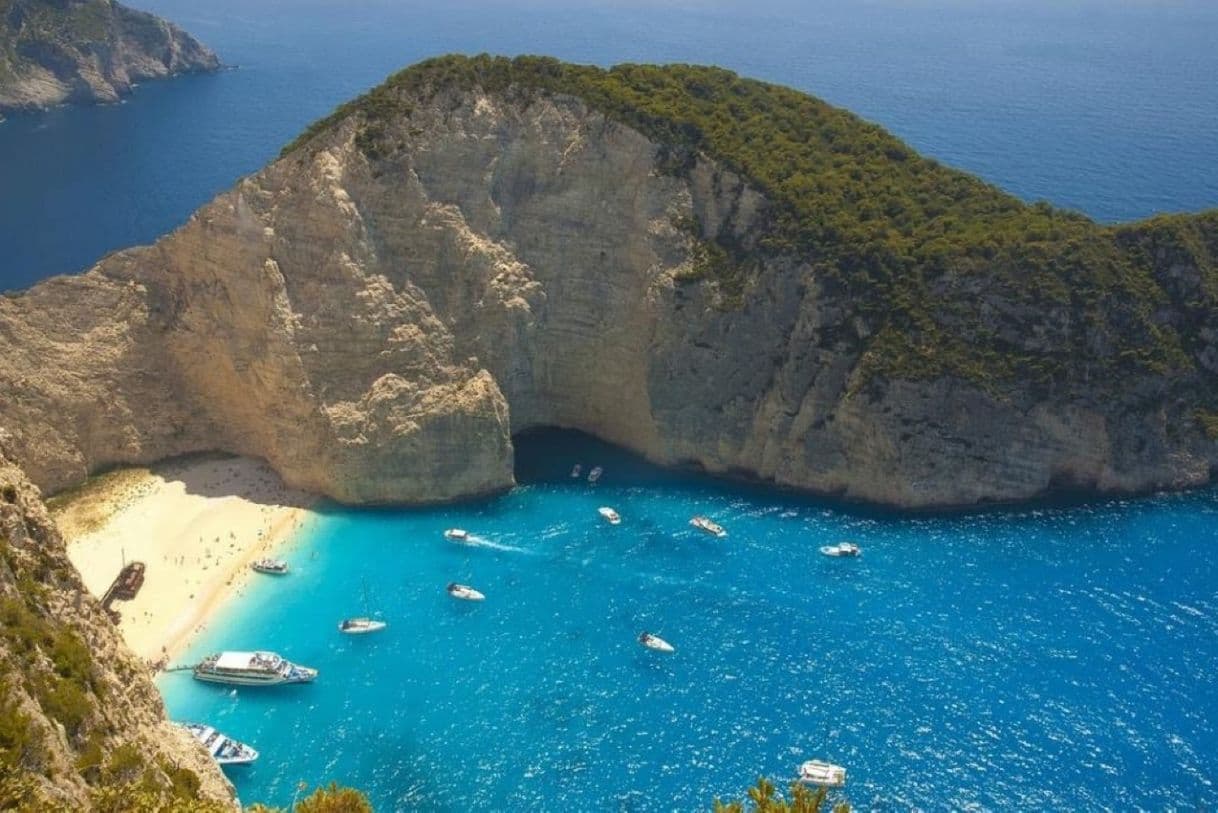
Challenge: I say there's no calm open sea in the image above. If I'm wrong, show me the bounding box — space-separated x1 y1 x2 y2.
3 1 1216 808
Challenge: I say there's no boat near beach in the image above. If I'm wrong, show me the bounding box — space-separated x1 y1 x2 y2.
598 506 621 525
820 542 861 558
193 651 317 686
250 558 289 575
638 632 675 653
444 528 470 542
447 582 485 601
690 516 727 537
178 722 259 766
798 760 847 787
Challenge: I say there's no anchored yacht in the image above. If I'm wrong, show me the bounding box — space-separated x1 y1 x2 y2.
638 632 675 653
250 558 288 575
689 516 727 538
798 760 846 787
447 582 485 602
819 542 860 558
598 506 621 525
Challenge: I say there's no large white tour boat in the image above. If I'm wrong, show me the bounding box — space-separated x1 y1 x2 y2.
689 516 727 537
193 651 317 686
798 760 847 787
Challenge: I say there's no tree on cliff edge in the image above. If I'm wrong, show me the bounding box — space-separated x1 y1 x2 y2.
713 777 850 813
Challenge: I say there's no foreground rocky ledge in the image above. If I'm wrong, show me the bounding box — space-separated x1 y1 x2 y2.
1 55 1217 509
0 0 219 115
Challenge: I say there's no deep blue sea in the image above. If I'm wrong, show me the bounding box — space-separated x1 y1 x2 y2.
2 0 1218 290
4 1 1217 808
160 432 1218 810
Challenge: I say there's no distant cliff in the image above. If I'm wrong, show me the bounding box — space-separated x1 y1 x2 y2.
1 55 1217 508
0 435 233 809
0 0 218 115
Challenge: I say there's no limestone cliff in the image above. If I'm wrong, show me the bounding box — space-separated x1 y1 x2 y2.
0 0 218 114
0 435 233 809
1 55 1217 508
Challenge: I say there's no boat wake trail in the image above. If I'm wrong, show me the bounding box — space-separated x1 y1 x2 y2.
466 536 531 554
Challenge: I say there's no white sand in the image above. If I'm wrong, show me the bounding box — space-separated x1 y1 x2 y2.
54 456 316 665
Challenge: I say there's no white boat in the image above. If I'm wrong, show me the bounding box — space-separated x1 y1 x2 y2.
178 722 259 766
339 580 387 634
193 651 317 686
638 632 675 653
689 516 727 538
587 466 603 484
338 617 387 634
447 582 485 602
250 558 289 575
819 542 861 558
570 464 582 478
798 760 846 787
598 506 621 525
444 528 470 542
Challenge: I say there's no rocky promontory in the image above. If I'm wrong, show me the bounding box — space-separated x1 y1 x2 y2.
1 55 1217 508
0 434 234 808
0 0 218 115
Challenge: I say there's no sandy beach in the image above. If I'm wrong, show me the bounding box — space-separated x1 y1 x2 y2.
51 455 317 665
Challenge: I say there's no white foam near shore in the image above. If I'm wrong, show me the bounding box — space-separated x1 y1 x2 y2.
51 456 316 665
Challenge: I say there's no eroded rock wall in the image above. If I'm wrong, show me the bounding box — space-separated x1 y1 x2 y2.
1 87 1215 508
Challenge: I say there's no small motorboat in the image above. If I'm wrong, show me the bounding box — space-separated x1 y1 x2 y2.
587 466 603 484
798 760 846 787
178 723 258 766
444 528 470 542
570 464 582 478
250 558 289 575
689 516 727 538
819 542 861 558
338 617 387 635
638 632 675 653
447 582 485 602
598 506 621 525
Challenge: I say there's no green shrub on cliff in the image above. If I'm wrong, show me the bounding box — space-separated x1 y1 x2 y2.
282 54 1218 394
713 777 850 812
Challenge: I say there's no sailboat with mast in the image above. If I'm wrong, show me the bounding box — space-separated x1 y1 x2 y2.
338 580 387 635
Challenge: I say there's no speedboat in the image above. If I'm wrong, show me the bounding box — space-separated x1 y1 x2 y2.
819 542 861 558
447 582 485 602
570 464 582 478
338 617 387 634
689 516 727 538
193 651 317 686
444 528 470 542
638 632 675 653
250 558 289 575
587 466 603 484
598 506 621 525
798 760 846 787
178 723 259 766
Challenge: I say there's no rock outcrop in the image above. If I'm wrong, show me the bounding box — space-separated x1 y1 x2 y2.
0 0 218 114
0 434 234 809
1 55 1217 508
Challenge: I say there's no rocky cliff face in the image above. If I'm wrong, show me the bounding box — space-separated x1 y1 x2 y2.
0 0 218 114
1 56 1217 508
0 435 233 809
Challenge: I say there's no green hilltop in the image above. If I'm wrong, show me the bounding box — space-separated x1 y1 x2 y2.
284 54 1218 394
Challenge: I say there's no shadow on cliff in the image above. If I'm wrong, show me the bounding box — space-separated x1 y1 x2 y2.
147 451 317 509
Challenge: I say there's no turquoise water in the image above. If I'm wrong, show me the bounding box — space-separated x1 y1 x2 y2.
161 431 1218 810
3 0 1218 289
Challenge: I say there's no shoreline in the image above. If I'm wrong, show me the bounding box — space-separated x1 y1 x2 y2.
51 455 317 666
